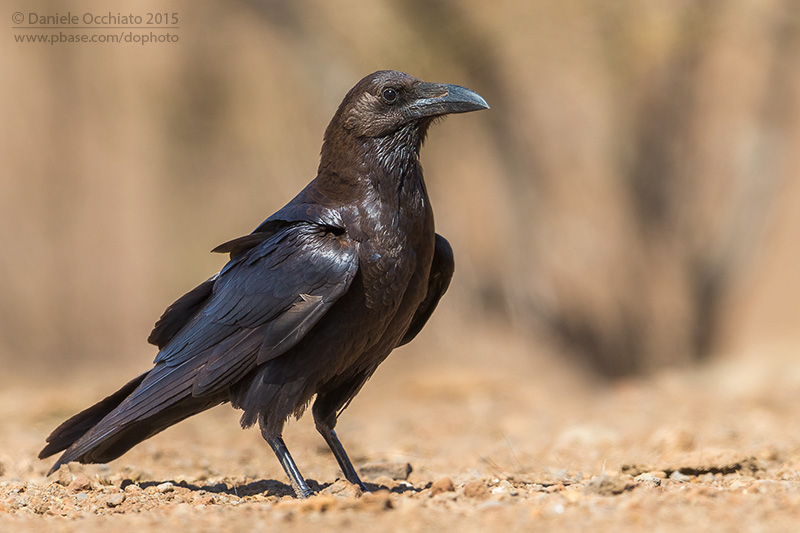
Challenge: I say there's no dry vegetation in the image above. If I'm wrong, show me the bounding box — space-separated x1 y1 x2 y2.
2 0 800 530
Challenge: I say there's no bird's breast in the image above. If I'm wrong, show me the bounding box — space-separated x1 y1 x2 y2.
359 209 433 312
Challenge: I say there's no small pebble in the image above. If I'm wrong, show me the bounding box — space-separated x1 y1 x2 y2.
669 471 692 483
105 493 125 507
56 465 73 486
583 475 634 496
360 462 413 481
68 476 92 492
462 481 489 500
157 482 175 493
357 490 393 511
697 473 716 484
430 477 455 496
634 473 662 487
321 479 363 498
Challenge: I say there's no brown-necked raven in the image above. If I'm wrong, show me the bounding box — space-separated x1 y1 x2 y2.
40 70 488 497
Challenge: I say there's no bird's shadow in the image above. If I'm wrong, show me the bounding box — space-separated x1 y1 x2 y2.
121 478 423 498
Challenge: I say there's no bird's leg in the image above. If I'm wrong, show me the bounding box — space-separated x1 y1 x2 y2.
314 413 369 491
263 432 314 498
320 425 368 490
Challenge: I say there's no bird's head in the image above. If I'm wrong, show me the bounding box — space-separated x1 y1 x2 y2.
317 71 488 188
326 70 489 141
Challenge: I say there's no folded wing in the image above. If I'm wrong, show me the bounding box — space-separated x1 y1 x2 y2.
43 222 358 469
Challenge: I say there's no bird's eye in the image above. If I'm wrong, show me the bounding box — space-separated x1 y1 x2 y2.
381 88 398 104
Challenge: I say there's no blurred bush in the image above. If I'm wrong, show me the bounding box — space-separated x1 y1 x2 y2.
1 0 798 378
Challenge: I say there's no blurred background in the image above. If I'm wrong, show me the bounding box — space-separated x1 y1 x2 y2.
2 0 799 384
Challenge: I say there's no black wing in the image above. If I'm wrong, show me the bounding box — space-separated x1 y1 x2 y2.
152 222 358 394
398 233 454 346
52 222 359 464
147 222 293 350
147 276 217 349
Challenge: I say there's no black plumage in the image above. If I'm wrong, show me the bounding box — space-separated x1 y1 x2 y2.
40 70 488 497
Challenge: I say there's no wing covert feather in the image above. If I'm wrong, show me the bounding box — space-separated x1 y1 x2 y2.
148 223 357 397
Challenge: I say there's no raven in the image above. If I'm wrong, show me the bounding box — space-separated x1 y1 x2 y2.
40 70 488 497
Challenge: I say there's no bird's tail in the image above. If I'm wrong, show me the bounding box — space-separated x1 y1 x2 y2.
39 368 224 475
39 372 149 466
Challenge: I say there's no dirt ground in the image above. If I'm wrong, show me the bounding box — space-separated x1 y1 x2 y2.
2 318 800 532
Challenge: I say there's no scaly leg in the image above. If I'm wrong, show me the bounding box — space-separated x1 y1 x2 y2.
264 432 314 498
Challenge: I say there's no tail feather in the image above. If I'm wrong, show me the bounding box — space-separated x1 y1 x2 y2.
39 372 149 461
40 368 227 476
47 396 223 475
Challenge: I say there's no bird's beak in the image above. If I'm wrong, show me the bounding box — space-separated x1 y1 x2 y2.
406 82 490 119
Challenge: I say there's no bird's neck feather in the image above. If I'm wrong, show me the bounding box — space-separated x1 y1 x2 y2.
318 123 430 210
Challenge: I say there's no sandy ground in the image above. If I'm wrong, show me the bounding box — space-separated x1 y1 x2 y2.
2 318 800 532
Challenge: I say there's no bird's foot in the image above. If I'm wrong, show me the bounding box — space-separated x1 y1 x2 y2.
294 486 316 499
339 475 369 494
